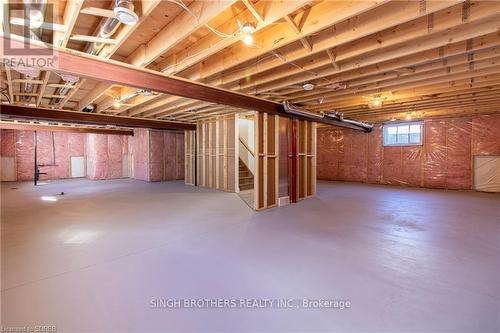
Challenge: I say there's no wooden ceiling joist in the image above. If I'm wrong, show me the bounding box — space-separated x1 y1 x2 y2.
121 0 467 120
79 0 238 111
283 39 500 102
3 0 500 123
242 2 500 94
0 36 282 113
94 0 316 114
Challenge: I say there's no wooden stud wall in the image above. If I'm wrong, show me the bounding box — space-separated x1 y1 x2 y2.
184 130 196 185
295 120 317 200
254 112 279 210
195 115 237 192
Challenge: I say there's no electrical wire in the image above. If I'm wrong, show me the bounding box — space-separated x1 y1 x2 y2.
166 0 239 39
158 1 330 101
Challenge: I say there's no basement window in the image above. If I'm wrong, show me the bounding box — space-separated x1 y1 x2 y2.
383 121 423 146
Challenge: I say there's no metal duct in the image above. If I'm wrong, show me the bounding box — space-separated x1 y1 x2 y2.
282 101 373 132
52 0 137 106
53 0 136 106
18 0 46 101
84 16 121 55
84 0 137 55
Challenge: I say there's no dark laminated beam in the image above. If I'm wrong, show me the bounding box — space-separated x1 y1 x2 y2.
1 35 369 131
0 35 283 115
0 105 196 130
0 122 134 135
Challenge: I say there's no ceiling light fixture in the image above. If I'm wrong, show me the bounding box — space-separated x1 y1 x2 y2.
243 34 253 45
302 82 315 91
241 22 256 46
405 113 413 120
368 98 383 109
241 22 256 34
113 99 121 109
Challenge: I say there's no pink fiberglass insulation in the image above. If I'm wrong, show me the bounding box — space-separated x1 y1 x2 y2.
175 132 185 180
163 132 177 181
107 135 125 179
1 129 127 182
148 130 185 182
446 117 472 190
129 128 150 181
68 132 85 156
423 119 447 188
149 130 165 182
472 114 500 155
4 130 85 181
86 134 108 180
86 134 129 180
317 113 500 190
1 129 16 157
48 132 70 180
14 131 34 181
367 125 383 184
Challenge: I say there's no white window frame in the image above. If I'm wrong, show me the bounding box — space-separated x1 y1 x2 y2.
383 121 423 147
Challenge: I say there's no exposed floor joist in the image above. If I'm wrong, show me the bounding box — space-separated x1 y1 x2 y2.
1 0 499 124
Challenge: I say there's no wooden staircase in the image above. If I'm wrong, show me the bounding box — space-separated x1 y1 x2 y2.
239 158 254 191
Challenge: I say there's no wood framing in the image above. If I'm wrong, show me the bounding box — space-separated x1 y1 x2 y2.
0 35 283 115
1 0 499 125
0 122 133 135
196 115 237 192
0 105 195 130
184 130 196 186
254 112 279 210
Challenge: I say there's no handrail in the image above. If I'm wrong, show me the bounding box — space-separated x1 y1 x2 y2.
239 137 255 157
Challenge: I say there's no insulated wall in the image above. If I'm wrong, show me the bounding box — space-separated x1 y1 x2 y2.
1 129 86 181
128 128 150 181
317 114 500 190
149 130 184 182
128 129 184 182
86 134 129 180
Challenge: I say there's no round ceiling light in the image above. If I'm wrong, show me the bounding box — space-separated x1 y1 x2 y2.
302 82 315 91
243 34 253 45
241 22 256 35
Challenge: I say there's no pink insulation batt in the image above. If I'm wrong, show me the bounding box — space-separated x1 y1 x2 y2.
86 134 129 180
0 129 130 181
317 113 500 190
1 128 185 183
128 128 150 181
128 129 184 182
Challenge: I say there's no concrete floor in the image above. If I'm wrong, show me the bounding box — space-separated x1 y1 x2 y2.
1 179 499 332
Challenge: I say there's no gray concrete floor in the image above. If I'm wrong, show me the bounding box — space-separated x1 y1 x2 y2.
1 179 499 333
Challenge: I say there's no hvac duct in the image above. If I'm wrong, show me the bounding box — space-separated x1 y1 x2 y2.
11 0 47 102
84 0 138 55
84 16 121 55
53 0 137 105
283 101 373 132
